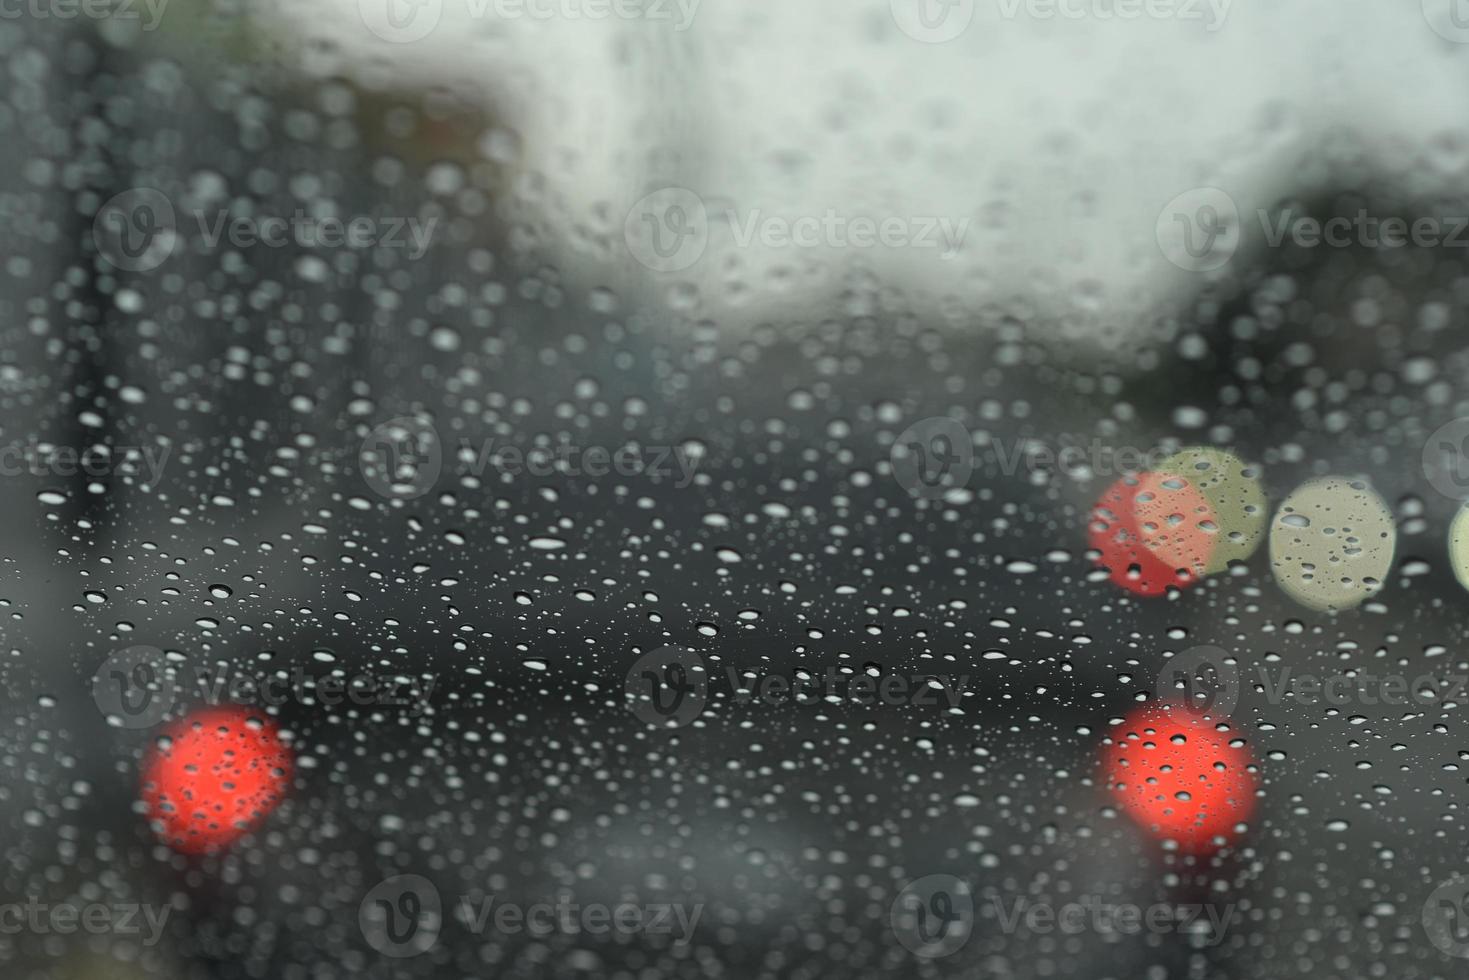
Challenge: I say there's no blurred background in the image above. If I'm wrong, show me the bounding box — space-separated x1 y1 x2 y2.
5 1 1469 977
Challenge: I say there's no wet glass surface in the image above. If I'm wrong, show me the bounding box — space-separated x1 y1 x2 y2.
6 3 1469 978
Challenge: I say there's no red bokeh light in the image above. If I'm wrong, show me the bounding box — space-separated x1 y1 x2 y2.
1088 472 1216 596
140 706 293 854
1099 703 1257 853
